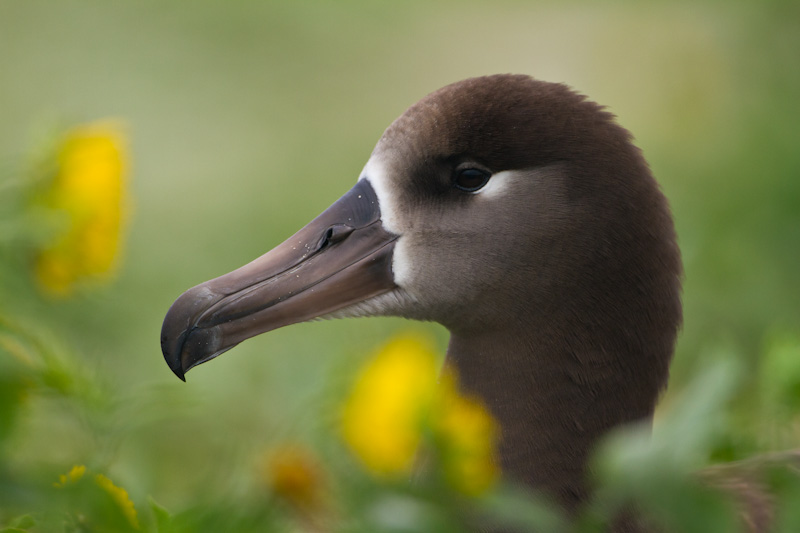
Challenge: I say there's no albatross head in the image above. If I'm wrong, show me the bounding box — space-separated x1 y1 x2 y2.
162 74 681 383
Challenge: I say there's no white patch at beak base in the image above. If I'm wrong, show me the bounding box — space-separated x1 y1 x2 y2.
358 157 415 290
359 157 401 235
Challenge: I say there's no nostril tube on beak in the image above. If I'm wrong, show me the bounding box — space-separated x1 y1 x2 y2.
317 224 355 250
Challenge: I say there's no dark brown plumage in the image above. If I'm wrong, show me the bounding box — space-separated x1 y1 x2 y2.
162 75 687 531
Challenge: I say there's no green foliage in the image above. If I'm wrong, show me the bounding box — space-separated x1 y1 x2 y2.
591 361 744 532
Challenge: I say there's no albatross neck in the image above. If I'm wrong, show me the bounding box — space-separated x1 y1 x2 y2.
445 319 657 512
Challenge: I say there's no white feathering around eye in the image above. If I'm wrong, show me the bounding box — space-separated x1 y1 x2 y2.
475 169 517 199
359 157 413 290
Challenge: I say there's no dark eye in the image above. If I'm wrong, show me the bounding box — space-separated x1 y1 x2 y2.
453 168 491 192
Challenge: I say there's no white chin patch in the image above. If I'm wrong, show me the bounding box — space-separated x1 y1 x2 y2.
359 157 413 290
318 287 417 321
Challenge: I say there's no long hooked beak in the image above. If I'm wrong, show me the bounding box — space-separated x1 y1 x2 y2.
160 179 397 380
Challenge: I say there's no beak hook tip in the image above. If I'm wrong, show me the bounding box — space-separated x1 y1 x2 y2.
173 367 187 382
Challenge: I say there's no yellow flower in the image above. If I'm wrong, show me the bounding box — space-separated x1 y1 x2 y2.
435 372 499 496
53 464 86 487
341 333 499 495
342 334 439 476
95 473 139 530
33 121 128 296
263 444 323 509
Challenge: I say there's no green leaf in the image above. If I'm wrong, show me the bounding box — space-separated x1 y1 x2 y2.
590 358 744 529
479 484 567 532
148 495 173 532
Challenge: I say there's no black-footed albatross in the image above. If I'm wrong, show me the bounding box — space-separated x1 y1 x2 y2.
161 74 684 529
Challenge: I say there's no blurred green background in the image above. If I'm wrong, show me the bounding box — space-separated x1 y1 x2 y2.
0 0 798 526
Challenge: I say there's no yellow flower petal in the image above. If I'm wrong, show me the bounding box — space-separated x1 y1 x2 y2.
342 334 499 495
53 464 86 488
341 334 439 476
95 473 139 529
33 121 128 296
435 382 499 495
263 444 323 509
